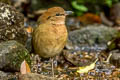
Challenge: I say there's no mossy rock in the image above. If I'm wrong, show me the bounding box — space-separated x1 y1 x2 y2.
0 40 31 72
67 24 118 51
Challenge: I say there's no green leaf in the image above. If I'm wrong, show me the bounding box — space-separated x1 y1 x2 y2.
105 0 112 7
71 1 88 12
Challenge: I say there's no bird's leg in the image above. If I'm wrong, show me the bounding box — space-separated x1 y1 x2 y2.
50 57 54 80
54 55 59 67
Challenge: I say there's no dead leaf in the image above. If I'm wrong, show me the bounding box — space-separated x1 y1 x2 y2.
25 26 33 33
78 13 101 24
20 60 31 74
77 58 98 74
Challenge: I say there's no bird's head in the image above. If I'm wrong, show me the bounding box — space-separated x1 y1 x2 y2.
38 7 73 25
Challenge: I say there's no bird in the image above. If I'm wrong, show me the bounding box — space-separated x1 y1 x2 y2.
32 7 73 58
32 7 72 78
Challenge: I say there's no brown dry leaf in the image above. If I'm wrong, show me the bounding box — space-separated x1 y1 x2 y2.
57 66 63 71
20 60 31 74
25 26 33 33
78 13 101 24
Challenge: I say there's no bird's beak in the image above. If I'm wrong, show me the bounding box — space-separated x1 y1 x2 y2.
65 11 73 15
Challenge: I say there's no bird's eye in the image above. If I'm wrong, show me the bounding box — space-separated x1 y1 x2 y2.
56 13 64 16
56 13 60 16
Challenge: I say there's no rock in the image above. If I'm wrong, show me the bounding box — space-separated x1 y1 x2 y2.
103 31 120 67
19 73 56 80
0 71 16 80
0 3 27 45
107 31 120 51
0 71 7 79
0 71 17 80
105 32 120 67
67 24 118 52
106 50 120 68
0 40 31 71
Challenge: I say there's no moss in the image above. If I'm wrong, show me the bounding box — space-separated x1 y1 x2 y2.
0 40 31 71
13 51 30 68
